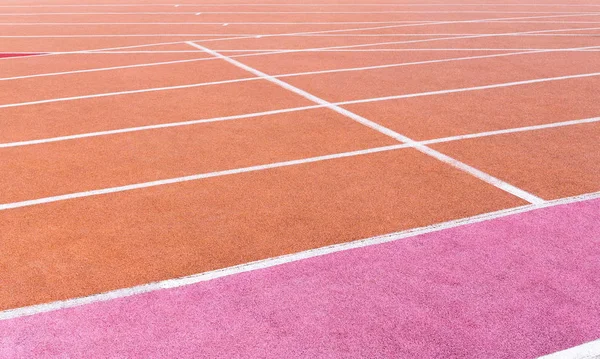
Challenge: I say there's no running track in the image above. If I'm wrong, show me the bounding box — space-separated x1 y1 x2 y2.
0 0 599 358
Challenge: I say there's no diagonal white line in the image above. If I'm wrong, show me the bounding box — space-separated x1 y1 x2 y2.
2 69 599 149
538 339 600 359
188 41 545 204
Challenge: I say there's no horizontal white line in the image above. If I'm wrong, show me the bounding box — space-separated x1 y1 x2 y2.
32 47 598 54
1 10 598 15
0 105 322 148
0 3 599 7
1 190 597 321
1 69 599 149
0 76 261 109
2 41 598 107
0 12 594 63
0 20 440 61
0 21 426 25
0 144 409 211
421 116 600 145
2 31 599 38
337 70 600 106
3 19 600 25
0 56 212 81
214 47 600 52
538 339 600 359
8 113 597 211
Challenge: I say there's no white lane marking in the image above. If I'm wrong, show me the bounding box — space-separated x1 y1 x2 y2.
335 70 600 107
0 144 409 211
190 41 544 204
0 21 449 25
0 105 322 148
32 48 599 54
0 3 598 7
0 11 596 63
0 56 212 81
2 69 599 149
1 10 599 15
421 116 600 145
3 29 600 38
0 76 262 109
5 116 598 212
538 339 600 359
1 40 597 111
0 20 442 61
0 190 597 321
2 20 596 81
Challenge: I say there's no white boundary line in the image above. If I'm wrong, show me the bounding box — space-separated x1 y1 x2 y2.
21 48 598 54
2 19 600 25
1 190 598 321
0 144 407 211
0 3 599 7
190 41 544 204
538 339 600 359
2 70 599 148
3 31 600 38
421 116 600 145
0 56 214 81
0 21 427 25
1 10 598 15
0 12 596 63
0 20 441 61
2 41 598 108
0 115 597 211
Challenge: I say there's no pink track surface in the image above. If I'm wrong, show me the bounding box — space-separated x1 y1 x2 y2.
1 198 599 358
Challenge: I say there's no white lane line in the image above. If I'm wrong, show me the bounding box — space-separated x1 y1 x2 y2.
1 190 597 321
3 30 600 38
0 21 449 25
190 41 544 204
43 48 600 54
3 115 597 212
0 56 213 81
2 19 600 25
1 10 598 15
211 48 600 52
0 12 595 63
0 105 323 148
335 70 600 107
0 3 599 7
5 23 595 81
0 76 262 109
0 20 441 62
538 339 600 359
2 69 599 149
421 116 600 145
2 40 597 110
0 144 409 211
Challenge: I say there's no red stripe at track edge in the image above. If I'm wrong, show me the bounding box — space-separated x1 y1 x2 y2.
0 53 46 59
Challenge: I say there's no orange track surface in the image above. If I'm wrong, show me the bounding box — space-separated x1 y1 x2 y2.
1 0 599 326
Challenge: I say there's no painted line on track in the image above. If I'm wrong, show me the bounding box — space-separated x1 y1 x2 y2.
190 41 544 204
1 10 599 15
0 3 599 7
1 116 597 210
1 12 596 63
1 191 597 321
538 339 600 359
2 42 598 109
2 72 599 149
